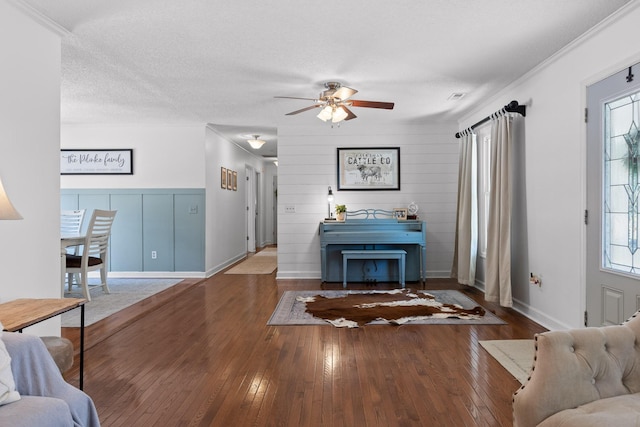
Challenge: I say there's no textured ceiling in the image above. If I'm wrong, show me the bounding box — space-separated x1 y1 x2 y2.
18 0 632 156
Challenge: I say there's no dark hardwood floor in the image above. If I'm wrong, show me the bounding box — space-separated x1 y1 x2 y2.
62 258 546 427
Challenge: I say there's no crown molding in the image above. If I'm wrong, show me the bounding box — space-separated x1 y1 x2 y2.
7 0 70 36
458 0 640 127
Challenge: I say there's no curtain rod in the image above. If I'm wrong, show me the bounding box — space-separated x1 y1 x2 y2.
454 100 526 138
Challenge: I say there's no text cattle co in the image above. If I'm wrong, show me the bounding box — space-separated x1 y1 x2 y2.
346 152 393 166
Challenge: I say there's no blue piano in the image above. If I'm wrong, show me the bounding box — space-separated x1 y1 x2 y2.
319 212 426 284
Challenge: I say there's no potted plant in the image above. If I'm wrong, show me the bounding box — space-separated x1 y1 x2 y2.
335 204 347 221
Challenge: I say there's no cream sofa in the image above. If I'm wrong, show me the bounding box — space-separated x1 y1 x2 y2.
513 311 640 426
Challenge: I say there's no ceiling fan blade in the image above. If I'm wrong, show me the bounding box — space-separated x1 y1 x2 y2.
275 96 319 102
349 100 395 109
342 106 357 121
285 104 322 115
333 86 357 101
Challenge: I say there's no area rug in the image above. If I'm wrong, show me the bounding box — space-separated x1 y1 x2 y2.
61 278 181 327
225 250 277 274
254 247 277 257
479 339 535 384
268 289 506 327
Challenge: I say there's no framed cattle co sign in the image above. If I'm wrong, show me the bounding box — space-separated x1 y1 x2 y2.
61 149 133 175
336 147 400 190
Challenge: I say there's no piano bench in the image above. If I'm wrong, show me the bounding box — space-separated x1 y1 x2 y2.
341 249 407 288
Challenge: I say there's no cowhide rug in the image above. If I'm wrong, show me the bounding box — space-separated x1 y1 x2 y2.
298 289 486 328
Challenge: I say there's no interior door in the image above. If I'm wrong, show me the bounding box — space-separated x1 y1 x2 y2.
245 165 256 253
273 175 278 244
255 171 261 248
586 63 640 326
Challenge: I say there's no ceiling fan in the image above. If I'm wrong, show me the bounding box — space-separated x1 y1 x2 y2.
275 82 394 123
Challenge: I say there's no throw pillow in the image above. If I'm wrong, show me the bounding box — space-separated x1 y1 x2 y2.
0 322 20 406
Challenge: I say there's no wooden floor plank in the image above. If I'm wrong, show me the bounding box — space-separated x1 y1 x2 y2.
61 253 546 426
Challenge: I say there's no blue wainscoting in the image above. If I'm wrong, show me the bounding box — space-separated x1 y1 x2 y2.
61 189 205 272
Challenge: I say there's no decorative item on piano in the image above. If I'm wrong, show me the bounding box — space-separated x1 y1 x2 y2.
325 186 335 220
335 204 347 221
393 208 408 220
407 201 419 220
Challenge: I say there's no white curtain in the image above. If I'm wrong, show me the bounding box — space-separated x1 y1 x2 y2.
485 112 513 307
451 130 477 286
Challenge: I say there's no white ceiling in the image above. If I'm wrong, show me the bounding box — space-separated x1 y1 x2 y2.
19 0 632 157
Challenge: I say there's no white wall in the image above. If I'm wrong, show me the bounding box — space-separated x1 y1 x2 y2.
0 1 63 334
458 1 640 330
276 121 459 279
204 126 271 275
61 124 205 188
61 124 275 277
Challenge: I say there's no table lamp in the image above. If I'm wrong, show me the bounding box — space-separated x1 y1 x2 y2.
325 186 334 220
0 177 22 220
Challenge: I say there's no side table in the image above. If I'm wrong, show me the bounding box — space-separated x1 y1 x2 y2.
0 298 86 389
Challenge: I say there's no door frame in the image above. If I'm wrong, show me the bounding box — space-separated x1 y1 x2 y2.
582 56 640 325
245 165 256 253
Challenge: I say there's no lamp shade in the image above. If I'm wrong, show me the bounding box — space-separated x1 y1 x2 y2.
317 106 333 122
332 106 348 123
0 177 22 220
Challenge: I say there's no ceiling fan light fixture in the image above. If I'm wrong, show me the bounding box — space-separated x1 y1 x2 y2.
332 106 348 123
247 134 266 149
279 82 393 123
317 105 333 122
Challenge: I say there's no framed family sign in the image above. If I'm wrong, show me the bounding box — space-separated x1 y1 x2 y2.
61 149 133 175
337 147 400 190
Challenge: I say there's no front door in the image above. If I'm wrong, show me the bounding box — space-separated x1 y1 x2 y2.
586 63 640 326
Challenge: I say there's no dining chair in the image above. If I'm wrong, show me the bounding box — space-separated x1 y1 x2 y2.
65 209 117 301
60 209 86 236
61 209 86 290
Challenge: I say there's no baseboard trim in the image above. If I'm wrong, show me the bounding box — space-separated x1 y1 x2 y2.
276 270 452 281
470 281 571 331
511 299 572 331
108 271 206 279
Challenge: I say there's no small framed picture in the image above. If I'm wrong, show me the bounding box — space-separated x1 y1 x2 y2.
393 208 408 220
227 169 233 190
221 167 227 189
232 171 238 191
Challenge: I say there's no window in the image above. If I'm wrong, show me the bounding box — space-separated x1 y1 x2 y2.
604 90 640 275
477 127 491 257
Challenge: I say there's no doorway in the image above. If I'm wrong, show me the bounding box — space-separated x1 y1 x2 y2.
245 165 256 253
586 62 640 326
273 174 278 245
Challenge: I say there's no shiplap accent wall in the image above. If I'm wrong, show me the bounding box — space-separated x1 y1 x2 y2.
276 122 459 280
